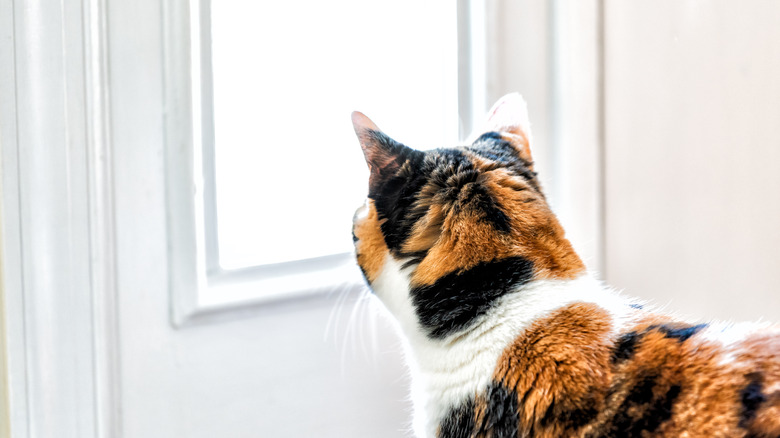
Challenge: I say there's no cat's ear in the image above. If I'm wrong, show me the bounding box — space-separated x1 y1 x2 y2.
469 93 534 164
352 111 419 194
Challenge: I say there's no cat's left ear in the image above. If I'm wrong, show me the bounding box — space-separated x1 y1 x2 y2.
469 93 534 165
352 111 419 194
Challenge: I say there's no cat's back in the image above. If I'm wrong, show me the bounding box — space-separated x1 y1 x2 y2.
440 293 780 438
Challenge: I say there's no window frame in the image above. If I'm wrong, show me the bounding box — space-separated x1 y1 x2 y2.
164 0 488 326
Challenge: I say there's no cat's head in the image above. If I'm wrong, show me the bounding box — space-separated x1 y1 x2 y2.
351 94 584 340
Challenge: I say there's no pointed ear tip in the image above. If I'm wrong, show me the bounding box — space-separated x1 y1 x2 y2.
351 111 365 127
351 111 380 133
487 92 530 126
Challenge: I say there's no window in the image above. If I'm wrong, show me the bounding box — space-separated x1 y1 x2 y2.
166 0 481 323
210 0 459 270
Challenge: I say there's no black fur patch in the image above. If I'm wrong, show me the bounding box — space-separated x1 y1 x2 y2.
624 373 660 406
468 131 541 193
412 256 534 339
480 383 521 437
651 323 708 342
612 331 640 364
370 145 428 252
739 373 766 428
456 180 512 233
439 383 520 438
364 130 422 195
438 397 476 438
611 323 707 364
471 132 520 164
540 396 599 431
596 374 681 437
400 250 429 270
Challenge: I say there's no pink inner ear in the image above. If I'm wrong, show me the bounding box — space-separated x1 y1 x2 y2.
351 111 401 191
351 111 380 134
351 111 384 168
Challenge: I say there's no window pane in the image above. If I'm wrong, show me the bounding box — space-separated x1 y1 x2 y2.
212 1 459 269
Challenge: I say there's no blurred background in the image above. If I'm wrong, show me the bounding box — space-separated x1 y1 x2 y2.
1 1 779 437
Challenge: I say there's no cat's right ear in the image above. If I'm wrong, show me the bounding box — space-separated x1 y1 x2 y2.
469 93 534 166
352 111 417 194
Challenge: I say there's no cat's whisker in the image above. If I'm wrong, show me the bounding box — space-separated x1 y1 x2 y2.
324 282 351 343
336 297 352 377
359 294 382 367
354 293 369 362
340 290 364 373
367 296 382 366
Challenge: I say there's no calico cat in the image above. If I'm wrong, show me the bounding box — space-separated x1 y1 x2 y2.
350 94 780 438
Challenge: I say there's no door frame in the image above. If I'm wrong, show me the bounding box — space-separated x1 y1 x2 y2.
0 0 120 436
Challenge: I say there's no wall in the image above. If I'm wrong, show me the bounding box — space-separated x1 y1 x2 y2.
488 0 780 322
604 0 780 321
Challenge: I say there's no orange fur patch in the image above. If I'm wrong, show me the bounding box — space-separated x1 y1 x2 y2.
353 200 388 282
410 205 518 286
402 203 446 255
481 168 584 280
493 303 614 437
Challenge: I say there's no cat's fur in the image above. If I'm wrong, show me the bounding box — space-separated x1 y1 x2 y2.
350 94 780 438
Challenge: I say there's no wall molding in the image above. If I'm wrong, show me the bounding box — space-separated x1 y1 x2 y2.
84 0 122 435
0 0 26 436
0 0 121 436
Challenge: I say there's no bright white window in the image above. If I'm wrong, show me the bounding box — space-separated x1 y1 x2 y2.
210 0 459 270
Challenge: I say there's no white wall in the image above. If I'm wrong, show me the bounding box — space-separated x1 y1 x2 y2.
604 0 780 321
487 0 780 322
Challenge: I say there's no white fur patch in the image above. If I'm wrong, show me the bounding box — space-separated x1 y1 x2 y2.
369 256 634 437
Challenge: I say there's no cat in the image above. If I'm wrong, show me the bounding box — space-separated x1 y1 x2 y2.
350 93 780 438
